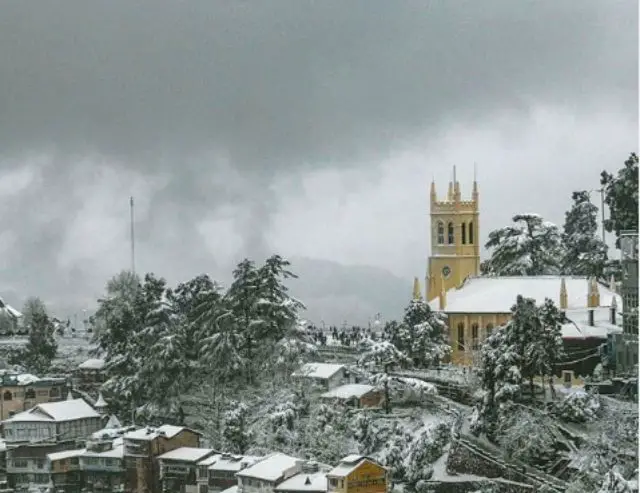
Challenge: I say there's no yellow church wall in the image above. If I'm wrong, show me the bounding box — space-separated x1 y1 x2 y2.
446 312 511 366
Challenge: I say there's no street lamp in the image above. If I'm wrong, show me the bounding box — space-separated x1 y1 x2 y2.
587 188 606 243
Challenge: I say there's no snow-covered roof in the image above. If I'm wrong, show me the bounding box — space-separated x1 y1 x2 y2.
291 363 345 380
208 455 261 472
124 424 197 441
198 454 221 467
0 297 22 318
275 471 327 492
562 307 622 339
220 487 238 493
83 440 124 459
236 453 300 481
430 276 621 313
104 415 122 429
91 425 133 440
158 447 216 463
78 358 105 370
321 384 375 400
327 457 383 478
48 448 86 462
4 398 100 423
16 373 40 385
94 393 107 408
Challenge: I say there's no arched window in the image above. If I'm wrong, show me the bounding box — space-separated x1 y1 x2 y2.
486 323 494 337
3 391 12 401
437 222 445 244
25 388 35 400
461 223 467 245
469 221 474 244
457 323 465 351
471 323 479 350
447 222 454 244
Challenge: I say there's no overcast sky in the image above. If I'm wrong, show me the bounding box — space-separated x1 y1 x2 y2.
0 1 637 324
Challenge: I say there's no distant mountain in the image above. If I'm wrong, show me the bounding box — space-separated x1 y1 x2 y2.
286 256 411 327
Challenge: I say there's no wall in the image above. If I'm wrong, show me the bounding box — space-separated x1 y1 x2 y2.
0 382 67 420
345 460 386 493
447 312 510 365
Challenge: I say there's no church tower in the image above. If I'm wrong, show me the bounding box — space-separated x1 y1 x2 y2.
426 166 480 302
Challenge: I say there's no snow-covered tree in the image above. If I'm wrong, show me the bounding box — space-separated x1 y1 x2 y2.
601 152 639 248
357 340 410 370
552 390 601 423
562 191 609 278
496 406 557 467
405 422 450 491
482 213 564 276
223 401 252 453
10 297 57 374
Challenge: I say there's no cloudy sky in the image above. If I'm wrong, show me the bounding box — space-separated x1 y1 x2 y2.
0 1 637 325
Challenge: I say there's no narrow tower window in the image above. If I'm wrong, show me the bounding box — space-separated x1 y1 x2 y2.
437 222 445 244
457 322 465 351
471 323 479 349
461 223 467 245
486 323 494 337
447 222 454 244
469 221 474 244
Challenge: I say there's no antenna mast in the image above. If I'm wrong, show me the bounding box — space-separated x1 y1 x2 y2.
130 196 136 275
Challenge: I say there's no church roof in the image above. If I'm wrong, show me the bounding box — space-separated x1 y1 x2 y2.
429 275 621 314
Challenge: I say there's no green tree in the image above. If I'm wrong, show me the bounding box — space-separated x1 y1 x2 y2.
10 297 57 374
601 152 639 247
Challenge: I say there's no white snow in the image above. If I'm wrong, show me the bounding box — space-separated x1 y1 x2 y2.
237 453 300 481
220 487 238 493
78 358 105 370
327 457 377 478
94 393 108 408
562 307 622 339
16 373 40 385
124 424 192 441
429 275 621 313
84 441 124 459
197 454 222 467
48 448 86 462
158 447 216 463
291 363 345 380
321 384 375 400
275 471 328 492
5 398 100 422
208 455 262 472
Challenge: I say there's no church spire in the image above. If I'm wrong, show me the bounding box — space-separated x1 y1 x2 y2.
413 277 422 300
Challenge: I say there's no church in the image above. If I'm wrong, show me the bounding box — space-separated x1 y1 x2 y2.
417 168 622 372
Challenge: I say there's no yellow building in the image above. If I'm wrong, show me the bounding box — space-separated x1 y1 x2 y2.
326 455 387 493
420 170 622 367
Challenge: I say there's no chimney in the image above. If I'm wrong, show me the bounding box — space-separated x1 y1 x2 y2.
559 278 568 310
438 276 447 310
588 309 595 327
610 296 617 325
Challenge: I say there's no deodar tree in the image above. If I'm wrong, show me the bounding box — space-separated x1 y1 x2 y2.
481 213 564 276
10 297 57 374
600 152 639 248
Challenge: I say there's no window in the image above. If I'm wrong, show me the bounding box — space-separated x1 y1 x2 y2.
457 323 465 351
3 390 12 401
471 323 479 350
486 323 494 337
198 466 208 479
469 221 474 244
461 223 467 244
12 459 28 468
49 388 59 398
437 222 445 244
25 388 35 399
447 222 454 244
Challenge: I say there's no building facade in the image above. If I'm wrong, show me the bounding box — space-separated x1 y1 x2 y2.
0 373 68 420
158 447 217 493
326 456 387 493
123 425 202 493
198 454 261 493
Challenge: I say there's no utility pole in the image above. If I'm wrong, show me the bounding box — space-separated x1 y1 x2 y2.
130 196 136 275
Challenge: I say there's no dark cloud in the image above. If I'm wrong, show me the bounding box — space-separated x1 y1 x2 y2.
0 1 637 321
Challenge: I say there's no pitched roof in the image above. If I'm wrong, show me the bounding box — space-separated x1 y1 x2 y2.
4 398 100 423
327 457 384 478
562 307 622 339
429 276 621 314
208 454 262 472
48 448 86 462
275 471 327 492
78 358 105 370
291 363 345 380
321 384 375 400
236 453 300 481
124 424 199 441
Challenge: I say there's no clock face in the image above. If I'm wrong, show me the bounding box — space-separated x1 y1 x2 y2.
442 265 451 279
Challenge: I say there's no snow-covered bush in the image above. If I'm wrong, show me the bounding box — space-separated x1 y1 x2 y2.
405 422 450 491
598 470 636 493
552 390 601 423
222 401 252 453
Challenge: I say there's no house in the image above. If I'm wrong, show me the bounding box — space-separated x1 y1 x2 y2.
0 371 68 420
2 398 103 490
320 384 384 409
123 424 202 493
158 446 218 493
428 275 622 373
199 453 261 493
275 462 328 493
326 455 387 493
236 453 301 493
291 364 346 391
47 433 125 493
74 358 106 391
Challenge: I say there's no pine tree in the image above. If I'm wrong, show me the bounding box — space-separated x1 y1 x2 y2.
400 299 450 367
562 191 609 278
482 213 564 276
222 401 252 453
11 297 57 374
601 152 639 248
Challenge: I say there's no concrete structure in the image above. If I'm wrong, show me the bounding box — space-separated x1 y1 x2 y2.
197 454 261 493
158 447 217 493
291 363 346 391
0 371 68 420
236 453 301 493
123 425 202 493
